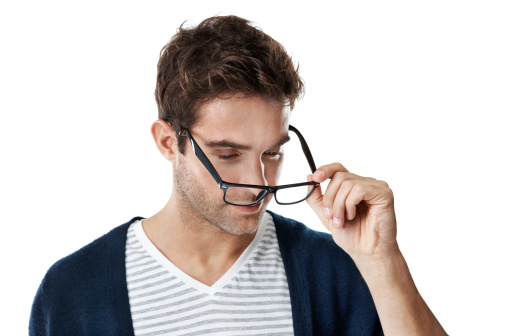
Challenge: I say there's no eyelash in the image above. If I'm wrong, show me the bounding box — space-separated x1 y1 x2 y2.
218 152 282 160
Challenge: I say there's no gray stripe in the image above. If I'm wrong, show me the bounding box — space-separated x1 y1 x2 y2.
233 277 286 283
127 270 168 285
224 284 289 290
251 251 282 258
127 241 143 248
179 324 293 336
133 296 213 320
211 299 291 306
125 250 147 258
130 287 196 308
246 262 281 268
126 259 157 271
126 239 140 247
136 315 292 335
238 269 286 276
126 240 142 247
129 282 186 300
257 245 279 252
127 254 152 263
215 291 290 298
126 248 145 257
133 302 291 325
134 302 291 323
129 276 178 292
126 245 146 254
131 293 208 314
127 265 163 278
249 256 283 262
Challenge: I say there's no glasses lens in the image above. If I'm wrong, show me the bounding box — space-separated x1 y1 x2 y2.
224 187 269 206
275 185 315 205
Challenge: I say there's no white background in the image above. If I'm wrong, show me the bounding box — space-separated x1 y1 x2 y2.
1 1 508 334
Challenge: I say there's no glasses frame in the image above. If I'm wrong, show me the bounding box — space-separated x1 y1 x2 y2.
179 125 320 206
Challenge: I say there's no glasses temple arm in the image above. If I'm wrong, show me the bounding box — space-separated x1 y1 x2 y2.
181 130 223 186
289 125 317 173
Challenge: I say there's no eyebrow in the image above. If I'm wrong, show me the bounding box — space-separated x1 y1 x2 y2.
205 134 291 151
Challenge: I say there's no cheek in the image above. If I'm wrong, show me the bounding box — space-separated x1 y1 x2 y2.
175 157 225 202
188 156 225 194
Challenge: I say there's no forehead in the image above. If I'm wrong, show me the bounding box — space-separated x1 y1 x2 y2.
193 95 290 144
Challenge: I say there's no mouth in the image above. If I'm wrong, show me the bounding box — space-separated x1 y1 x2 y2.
231 202 262 214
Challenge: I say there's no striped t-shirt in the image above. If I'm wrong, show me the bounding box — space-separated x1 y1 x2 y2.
125 212 294 336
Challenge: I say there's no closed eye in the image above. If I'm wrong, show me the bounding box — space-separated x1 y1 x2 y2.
218 153 240 160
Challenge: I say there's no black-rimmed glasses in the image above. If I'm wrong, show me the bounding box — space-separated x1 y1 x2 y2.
179 125 320 206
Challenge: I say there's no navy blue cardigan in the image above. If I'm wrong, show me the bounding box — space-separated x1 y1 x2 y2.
30 212 383 335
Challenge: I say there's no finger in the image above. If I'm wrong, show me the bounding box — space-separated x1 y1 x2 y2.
331 179 356 229
321 171 359 217
308 169 357 229
319 173 346 219
320 172 351 223
308 162 349 183
344 184 367 221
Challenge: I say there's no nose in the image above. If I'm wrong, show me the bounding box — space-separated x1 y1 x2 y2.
239 159 268 187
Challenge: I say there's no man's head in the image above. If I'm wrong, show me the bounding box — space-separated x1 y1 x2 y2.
152 15 304 235
154 15 304 153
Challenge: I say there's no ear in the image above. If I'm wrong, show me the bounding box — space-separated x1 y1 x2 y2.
151 120 179 162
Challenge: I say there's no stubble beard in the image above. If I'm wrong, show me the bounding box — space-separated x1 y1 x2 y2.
174 156 268 236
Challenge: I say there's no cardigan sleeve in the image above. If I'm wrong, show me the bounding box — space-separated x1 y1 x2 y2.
28 256 87 336
29 282 48 336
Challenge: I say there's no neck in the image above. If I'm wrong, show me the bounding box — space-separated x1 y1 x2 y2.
142 194 259 286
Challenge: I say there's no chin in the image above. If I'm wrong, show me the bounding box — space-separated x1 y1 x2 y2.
215 205 266 236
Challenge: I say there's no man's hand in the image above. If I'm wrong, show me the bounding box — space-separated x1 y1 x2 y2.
306 162 398 262
306 162 447 335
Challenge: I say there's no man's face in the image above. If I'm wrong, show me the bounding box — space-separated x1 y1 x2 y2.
173 94 290 236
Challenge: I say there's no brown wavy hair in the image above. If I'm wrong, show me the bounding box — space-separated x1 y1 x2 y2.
155 15 304 153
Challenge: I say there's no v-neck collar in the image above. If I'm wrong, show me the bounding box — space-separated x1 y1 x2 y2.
106 211 310 336
132 213 270 295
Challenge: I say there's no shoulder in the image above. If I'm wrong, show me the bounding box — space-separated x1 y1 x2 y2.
35 217 142 299
30 217 142 335
48 219 139 278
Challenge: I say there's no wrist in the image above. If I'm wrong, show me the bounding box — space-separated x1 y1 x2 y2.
353 244 418 296
352 246 447 335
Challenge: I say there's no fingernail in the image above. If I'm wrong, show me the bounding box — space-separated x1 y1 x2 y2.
333 217 341 229
314 171 324 178
322 207 331 218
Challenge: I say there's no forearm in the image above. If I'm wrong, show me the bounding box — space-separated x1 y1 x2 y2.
354 246 447 336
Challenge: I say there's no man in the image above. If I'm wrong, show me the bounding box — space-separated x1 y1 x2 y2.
30 15 447 335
